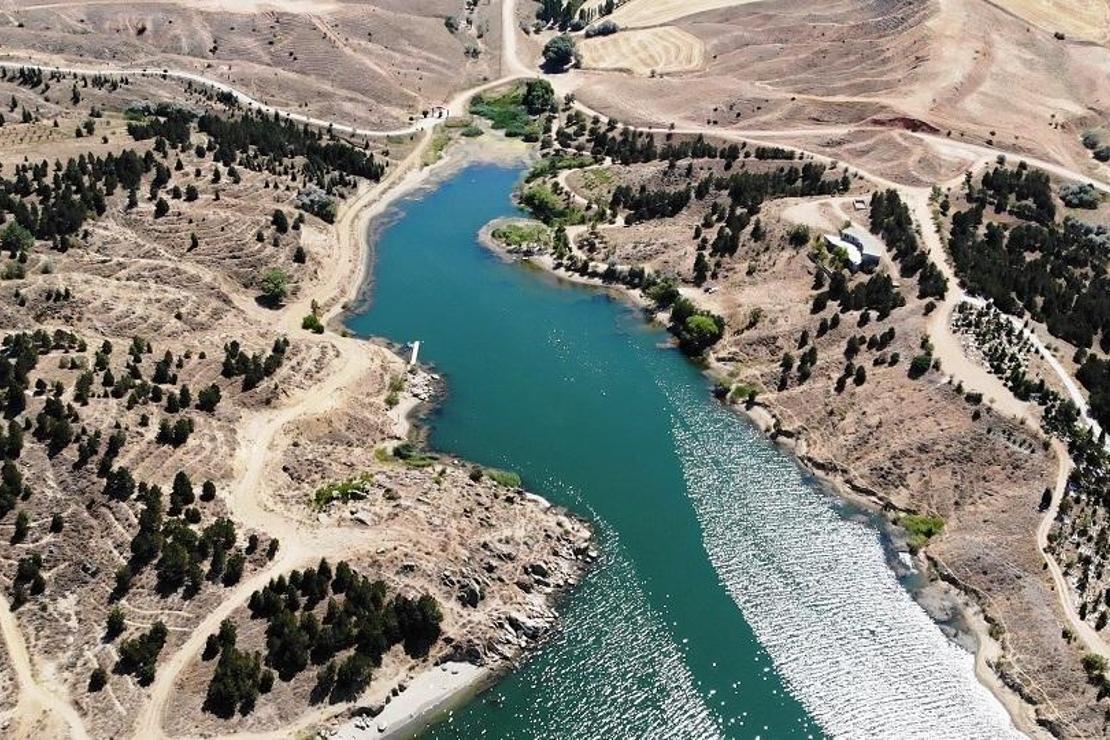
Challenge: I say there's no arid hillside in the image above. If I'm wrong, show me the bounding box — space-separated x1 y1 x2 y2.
485 89 1110 733
566 0 1110 182
0 0 499 130
0 64 591 739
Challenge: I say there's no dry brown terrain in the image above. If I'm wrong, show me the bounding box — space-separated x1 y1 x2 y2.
561 0 1110 184
989 0 1110 43
0 0 1107 737
0 55 591 739
577 26 704 75
607 0 763 27
0 0 501 131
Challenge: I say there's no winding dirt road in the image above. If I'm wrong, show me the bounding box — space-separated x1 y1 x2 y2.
2 0 1109 736
0 595 89 740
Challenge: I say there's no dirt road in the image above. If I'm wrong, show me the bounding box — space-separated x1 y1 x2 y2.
0 595 89 740
2 0 1107 735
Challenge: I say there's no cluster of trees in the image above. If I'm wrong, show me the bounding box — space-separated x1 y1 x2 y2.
542 35 577 72
948 204 1109 357
0 143 200 249
1040 392 1108 646
1060 182 1101 210
868 190 948 298
11 554 44 607
711 163 847 207
226 560 442 712
584 20 619 38
642 283 724 356
115 620 168 685
688 166 847 258
4 66 45 88
571 122 786 167
296 190 337 223
522 79 557 116
1081 132 1110 164
1077 355 1110 429
812 269 906 320
203 619 274 717
221 338 289 391
538 0 620 29
972 162 1055 224
753 146 796 161
519 184 583 225
112 469 262 604
196 111 385 185
33 395 78 456
801 268 904 391
126 104 196 147
951 303 1062 408
610 183 690 224
0 333 49 519
155 416 194 446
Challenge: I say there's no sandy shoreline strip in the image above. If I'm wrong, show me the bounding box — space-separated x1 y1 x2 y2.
324 662 490 740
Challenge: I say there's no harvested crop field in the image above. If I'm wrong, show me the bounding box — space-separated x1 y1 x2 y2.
578 26 706 75
609 0 764 28
988 0 1110 43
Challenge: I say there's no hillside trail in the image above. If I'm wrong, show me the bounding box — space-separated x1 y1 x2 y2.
1038 441 1110 657
129 130 440 738
0 594 89 740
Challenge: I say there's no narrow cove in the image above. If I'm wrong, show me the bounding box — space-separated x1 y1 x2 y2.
344 156 1020 738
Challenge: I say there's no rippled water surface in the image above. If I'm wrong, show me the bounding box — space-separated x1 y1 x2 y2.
346 161 1020 739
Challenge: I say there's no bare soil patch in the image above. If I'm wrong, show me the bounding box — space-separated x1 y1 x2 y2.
608 0 764 28
577 26 705 76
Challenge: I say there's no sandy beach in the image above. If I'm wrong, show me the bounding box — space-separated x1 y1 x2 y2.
324 662 490 740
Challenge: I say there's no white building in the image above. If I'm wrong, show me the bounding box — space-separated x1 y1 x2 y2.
823 232 879 272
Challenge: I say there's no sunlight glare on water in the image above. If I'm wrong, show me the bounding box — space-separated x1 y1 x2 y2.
347 161 1022 740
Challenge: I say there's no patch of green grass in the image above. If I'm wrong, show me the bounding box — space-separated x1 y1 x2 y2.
313 472 374 510
519 184 587 226
393 441 437 468
460 124 483 138
491 222 552 250
583 168 614 186
469 85 543 141
385 374 405 408
485 468 522 488
899 513 945 551
526 153 597 182
444 116 474 129
727 382 757 404
422 129 452 166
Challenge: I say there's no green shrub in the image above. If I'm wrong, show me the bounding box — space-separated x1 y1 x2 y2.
900 513 944 551
485 468 522 488
542 35 577 71
519 184 585 225
491 222 552 250
470 85 544 140
312 473 374 509
908 353 933 379
301 313 324 333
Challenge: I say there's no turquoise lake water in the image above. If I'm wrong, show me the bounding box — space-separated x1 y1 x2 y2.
345 160 1021 739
